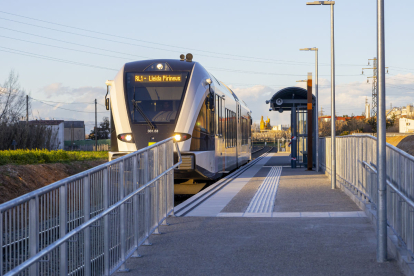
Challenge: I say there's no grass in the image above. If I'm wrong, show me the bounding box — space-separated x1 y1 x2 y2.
0 149 107 165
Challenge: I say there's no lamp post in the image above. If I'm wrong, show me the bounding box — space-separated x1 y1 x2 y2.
377 0 387 263
306 1 336 189
300 48 319 172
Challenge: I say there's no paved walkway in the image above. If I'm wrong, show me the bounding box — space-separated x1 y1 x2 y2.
118 152 403 275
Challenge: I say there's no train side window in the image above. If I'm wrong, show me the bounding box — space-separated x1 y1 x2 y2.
241 116 249 145
215 95 223 136
190 94 215 151
225 108 236 148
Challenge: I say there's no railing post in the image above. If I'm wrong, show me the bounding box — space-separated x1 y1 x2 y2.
83 175 91 276
0 212 2 276
153 146 161 235
162 143 169 226
119 160 129 272
29 196 39 276
59 184 68 276
132 155 142 257
143 150 152 245
103 167 110 275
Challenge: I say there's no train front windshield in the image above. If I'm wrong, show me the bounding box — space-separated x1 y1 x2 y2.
125 72 189 124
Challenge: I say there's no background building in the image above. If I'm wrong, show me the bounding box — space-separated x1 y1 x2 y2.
28 120 64 150
64 121 85 141
399 118 414 133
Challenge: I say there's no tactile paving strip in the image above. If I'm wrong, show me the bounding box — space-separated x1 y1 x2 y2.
245 166 282 213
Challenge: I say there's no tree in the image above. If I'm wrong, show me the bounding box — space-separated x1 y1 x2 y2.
89 117 110 139
0 70 27 123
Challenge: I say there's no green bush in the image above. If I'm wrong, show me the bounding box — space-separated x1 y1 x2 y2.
0 149 107 165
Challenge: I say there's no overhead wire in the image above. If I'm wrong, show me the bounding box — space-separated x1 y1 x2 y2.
0 12 329 65
0 47 118 71
31 97 108 113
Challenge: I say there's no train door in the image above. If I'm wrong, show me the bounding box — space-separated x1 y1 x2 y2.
236 102 241 167
215 94 225 173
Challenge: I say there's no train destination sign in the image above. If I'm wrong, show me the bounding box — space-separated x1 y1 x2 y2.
134 75 182 83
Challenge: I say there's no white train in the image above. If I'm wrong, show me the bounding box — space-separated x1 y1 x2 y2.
106 54 252 192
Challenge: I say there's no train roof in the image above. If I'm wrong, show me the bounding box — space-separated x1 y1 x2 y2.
124 59 195 72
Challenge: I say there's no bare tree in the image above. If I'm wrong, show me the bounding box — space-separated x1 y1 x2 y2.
0 70 27 123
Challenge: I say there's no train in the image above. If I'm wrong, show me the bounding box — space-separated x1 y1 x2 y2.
105 54 252 193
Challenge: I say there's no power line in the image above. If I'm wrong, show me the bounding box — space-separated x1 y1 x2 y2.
0 35 132 60
0 12 327 65
33 98 98 105
0 16 365 67
31 97 108 113
0 26 153 60
0 47 118 71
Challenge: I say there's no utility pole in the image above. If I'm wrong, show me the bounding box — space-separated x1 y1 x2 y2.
320 107 324 117
95 99 98 151
26 95 29 122
362 58 388 117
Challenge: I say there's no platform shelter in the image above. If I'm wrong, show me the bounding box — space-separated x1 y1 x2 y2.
266 87 316 168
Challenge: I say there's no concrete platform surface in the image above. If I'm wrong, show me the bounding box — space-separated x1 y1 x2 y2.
118 216 403 276
116 152 403 275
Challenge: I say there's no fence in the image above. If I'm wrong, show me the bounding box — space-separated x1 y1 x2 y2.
252 139 291 153
64 144 110 151
319 135 414 261
0 137 181 276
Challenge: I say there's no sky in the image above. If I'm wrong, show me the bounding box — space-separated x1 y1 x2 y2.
1 0 414 132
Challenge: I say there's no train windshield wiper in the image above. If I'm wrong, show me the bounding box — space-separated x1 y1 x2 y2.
131 100 156 130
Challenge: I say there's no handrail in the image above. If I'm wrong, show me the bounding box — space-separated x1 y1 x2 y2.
319 135 414 261
337 134 414 162
4 141 182 276
362 161 414 209
1 137 182 276
0 137 173 211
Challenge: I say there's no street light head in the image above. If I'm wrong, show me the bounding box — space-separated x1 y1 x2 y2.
300 47 318 51
306 1 335 5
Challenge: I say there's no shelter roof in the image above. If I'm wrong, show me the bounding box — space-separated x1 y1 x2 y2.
267 87 315 111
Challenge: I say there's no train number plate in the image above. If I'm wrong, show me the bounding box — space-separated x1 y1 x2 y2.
147 129 159 133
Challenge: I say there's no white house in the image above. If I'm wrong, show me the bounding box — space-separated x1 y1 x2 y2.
399 118 414 134
28 120 65 149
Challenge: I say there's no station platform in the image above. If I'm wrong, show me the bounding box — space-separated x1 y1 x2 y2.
118 150 403 275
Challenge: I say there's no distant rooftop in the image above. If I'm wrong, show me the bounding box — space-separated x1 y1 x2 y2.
64 121 85 128
27 120 64 125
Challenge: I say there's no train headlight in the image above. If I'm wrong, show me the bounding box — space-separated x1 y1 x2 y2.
156 63 163 70
118 133 135 143
125 134 133 141
173 133 191 142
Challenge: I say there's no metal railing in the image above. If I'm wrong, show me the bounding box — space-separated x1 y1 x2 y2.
0 137 181 276
319 135 414 260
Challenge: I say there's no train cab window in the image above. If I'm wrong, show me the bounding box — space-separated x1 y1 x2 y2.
125 72 188 124
190 94 215 151
225 108 236 148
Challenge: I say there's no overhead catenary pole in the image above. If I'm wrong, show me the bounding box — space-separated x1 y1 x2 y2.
330 2 336 189
307 72 313 171
377 0 387 263
95 99 98 151
315 49 319 172
299 47 319 171
306 1 335 188
26 95 29 122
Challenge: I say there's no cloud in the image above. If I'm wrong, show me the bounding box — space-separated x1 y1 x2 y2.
228 73 414 126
